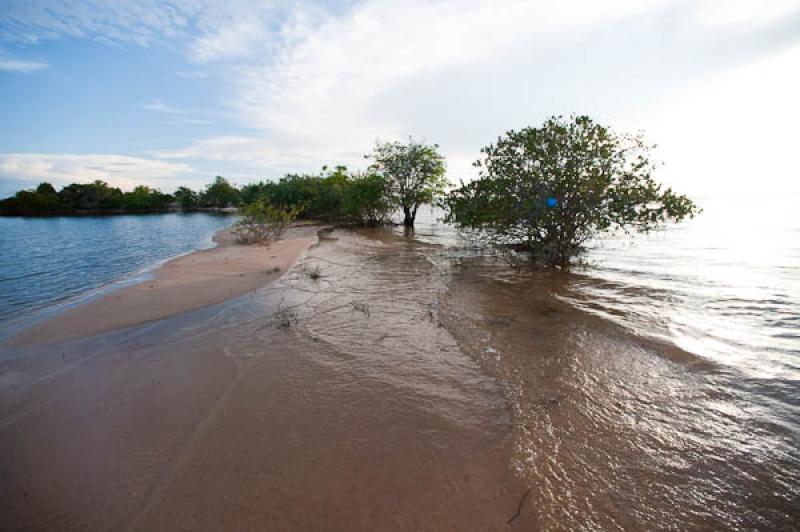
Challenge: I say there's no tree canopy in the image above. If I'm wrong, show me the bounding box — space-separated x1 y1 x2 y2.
367 139 447 227
203 176 241 208
240 166 392 225
0 180 174 216
444 115 698 268
0 177 248 216
174 186 199 210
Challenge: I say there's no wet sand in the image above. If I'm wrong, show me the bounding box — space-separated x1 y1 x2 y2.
0 227 529 531
9 228 318 347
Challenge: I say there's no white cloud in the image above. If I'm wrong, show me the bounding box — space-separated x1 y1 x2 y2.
176 70 209 79
689 0 800 31
157 136 262 160
0 56 47 72
142 100 214 126
186 0 799 186
2 0 799 192
0 153 196 192
164 118 212 126
190 0 679 175
0 0 195 45
156 135 323 170
0 50 47 72
190 20 269 63
0 0 292 56
141 99 186 114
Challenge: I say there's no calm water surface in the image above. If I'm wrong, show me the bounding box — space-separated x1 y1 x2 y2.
0 213 233 330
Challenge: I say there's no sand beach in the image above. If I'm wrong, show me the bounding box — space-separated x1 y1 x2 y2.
9 227 318 347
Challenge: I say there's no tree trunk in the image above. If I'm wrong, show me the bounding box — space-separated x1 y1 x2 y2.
403 206 415 227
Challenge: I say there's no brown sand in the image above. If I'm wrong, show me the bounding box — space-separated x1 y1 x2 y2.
9 229 317 347
0 226 526 531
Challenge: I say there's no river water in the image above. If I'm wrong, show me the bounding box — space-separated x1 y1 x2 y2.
0 196 798 530
0 213 234 332
409 195 800 529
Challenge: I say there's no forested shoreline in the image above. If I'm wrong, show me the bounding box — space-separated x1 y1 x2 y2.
0 176 242 217
1 117 697 268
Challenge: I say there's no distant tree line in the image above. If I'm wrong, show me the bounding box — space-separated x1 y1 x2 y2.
0 116 699 268
237 139 446 226
0 138 446 226
0 176 243 216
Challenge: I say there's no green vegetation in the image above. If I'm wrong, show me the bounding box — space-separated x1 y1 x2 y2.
174 186 199 210
0 177 240 216
0 180 173 216
239 166 392 225
444 115 698 268
233 201 301 244
0 119 698 269
122 186 174 213
367 139 447 227
203 176 241 208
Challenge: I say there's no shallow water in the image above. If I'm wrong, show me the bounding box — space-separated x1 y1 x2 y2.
406 197 800 529
441 267 798 529
0 213 234 329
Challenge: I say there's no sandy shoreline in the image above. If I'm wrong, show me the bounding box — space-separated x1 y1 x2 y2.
0 223 796 530
9 226 318 347
0 226 528 531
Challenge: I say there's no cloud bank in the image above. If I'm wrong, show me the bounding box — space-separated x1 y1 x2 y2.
0 153 194 192
2 0 799 195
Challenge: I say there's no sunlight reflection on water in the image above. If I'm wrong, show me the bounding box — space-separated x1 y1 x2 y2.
411 195 800 381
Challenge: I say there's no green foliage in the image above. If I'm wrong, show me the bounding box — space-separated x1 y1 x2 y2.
233 200 302 244
59 180 125 211
368 138 447 227
202 176 241 208
240 182 268 205
444 115 698 268
31 182 62 213
242 166 392 225
0 180 174 216
174 186 199 210
342 172 392 225
124 185 173 212
260 167 344 220
3 182 63 215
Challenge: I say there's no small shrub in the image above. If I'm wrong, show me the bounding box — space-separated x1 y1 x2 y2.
305 265 322 281
233 201 301 244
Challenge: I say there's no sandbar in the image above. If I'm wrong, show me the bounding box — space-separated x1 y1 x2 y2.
9 227 317 346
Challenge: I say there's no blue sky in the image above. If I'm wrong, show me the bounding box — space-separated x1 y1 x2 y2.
1 0 799 198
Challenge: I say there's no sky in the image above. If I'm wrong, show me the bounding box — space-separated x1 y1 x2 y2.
0 0 798 199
